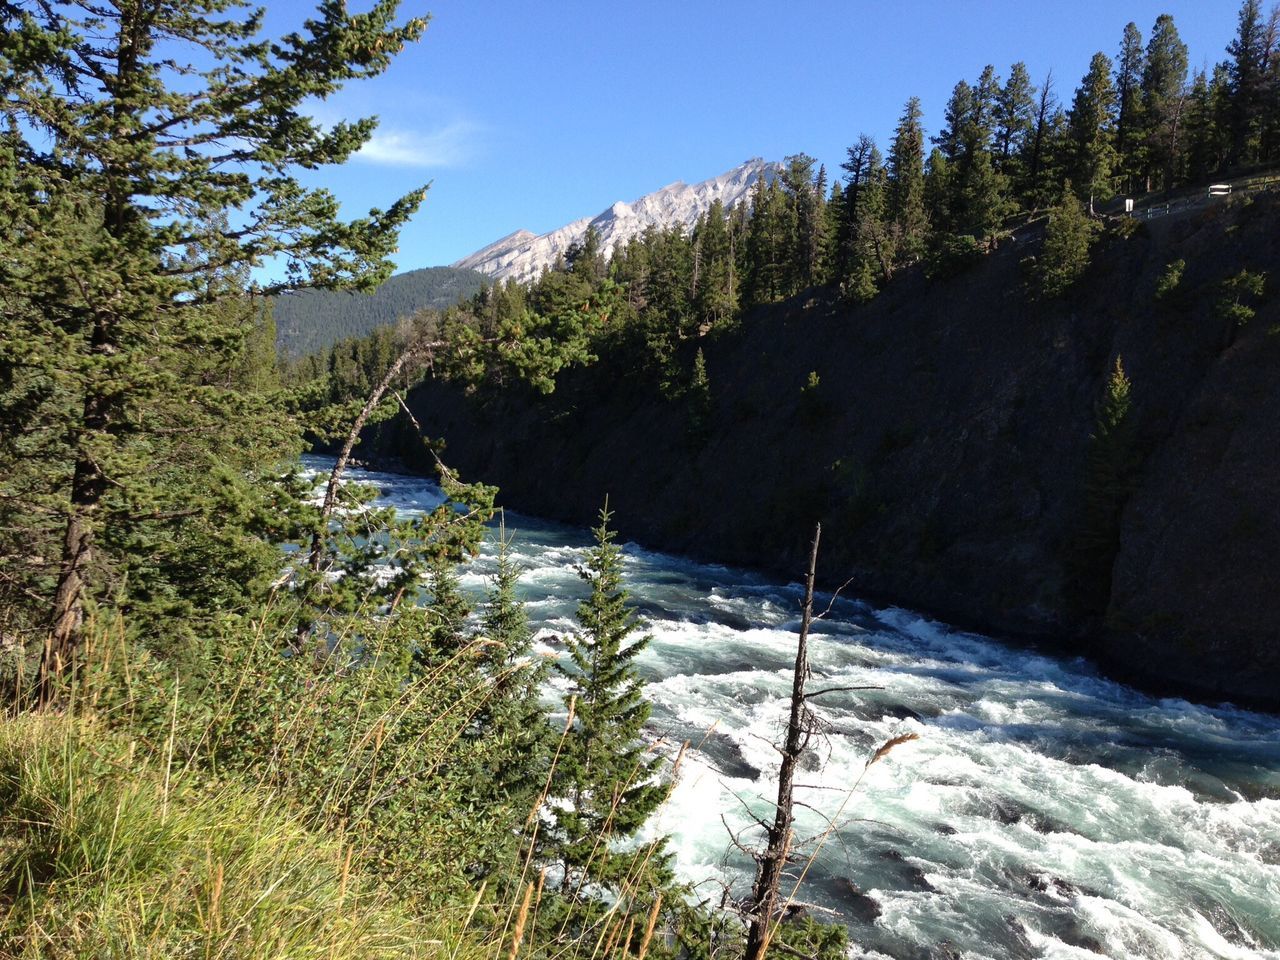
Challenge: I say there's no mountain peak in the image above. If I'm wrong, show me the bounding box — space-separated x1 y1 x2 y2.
453 159 779 283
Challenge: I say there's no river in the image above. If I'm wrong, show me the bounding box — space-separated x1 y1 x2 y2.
319 458 1280 960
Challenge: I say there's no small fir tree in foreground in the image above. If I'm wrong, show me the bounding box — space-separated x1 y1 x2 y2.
550 506 669 900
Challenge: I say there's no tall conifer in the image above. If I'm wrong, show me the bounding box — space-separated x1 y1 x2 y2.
2 1 429 696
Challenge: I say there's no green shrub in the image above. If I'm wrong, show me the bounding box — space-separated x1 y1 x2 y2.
1155 259 1186 300
1214 270 1267 327
925 233 984 280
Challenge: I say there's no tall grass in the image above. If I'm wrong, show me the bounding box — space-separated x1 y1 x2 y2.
0 713 445 959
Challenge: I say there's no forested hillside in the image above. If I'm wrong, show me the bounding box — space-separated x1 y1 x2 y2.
274 265 486 357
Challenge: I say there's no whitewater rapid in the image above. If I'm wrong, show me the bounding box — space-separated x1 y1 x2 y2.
320 459 1280 960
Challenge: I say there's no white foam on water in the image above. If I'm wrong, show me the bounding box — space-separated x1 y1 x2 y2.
329 458 1280 958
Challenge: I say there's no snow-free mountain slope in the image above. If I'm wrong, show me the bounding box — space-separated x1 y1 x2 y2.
454 159 779 282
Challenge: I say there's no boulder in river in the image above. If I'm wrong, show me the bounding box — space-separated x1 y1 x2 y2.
830 878 882 923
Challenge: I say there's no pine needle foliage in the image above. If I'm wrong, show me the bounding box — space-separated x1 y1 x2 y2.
1035 183 1099 298
550 507 670 899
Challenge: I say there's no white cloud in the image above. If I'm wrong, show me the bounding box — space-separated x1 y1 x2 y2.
355 121 481 168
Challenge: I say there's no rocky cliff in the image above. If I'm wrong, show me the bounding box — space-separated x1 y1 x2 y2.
376 193 1280 708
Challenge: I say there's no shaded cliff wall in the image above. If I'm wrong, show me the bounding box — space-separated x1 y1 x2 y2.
371 195 1280 707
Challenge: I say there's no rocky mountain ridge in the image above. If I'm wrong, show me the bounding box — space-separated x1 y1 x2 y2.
453 158 779 282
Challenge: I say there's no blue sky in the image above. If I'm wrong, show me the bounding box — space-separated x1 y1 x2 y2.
278 1 1244 272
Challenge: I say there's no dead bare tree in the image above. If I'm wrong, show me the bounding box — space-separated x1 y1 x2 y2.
743 523 822 960
305 337 446 576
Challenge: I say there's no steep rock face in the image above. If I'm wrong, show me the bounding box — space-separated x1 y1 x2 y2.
378 194 1280 708
452 159 778 282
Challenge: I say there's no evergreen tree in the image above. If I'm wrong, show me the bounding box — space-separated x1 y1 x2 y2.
781 153 826 294
567 224 607 283
1019 70 1065 208
744 178 791 305
1264 6 1280 163
467 533 555 864
1227 0 1270 166
692 199 739 330
1139 14 1190 191
936 80 977 162
1066 52 1119 211
923 147 956 233
1070 357 1136 617
688 347 712 439
1034 183 1098 298
1185 67 1231 181
845 146 893 300
959 149 1013 247
835 134 878 279
994 63 1038 175
888 97 930 261
2 1 429 698
550 507 668 898
971 65 1002 154
822 180 846 285
423 559 472 655
1114 22 1147 193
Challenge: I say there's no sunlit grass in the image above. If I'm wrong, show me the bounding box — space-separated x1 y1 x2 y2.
0 713 448 959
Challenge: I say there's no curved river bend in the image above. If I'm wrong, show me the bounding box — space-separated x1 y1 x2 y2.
326 460 1280 960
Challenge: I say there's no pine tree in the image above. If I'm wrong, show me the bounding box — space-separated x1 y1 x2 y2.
936 80 977 162
3 2 428 698
1070 357 1135 617
1114 22 1146 193
781 154 825 294
744 178 791 305
822 180 846 285
468 533 555 862
835 134 878 279
1227 0 1270 166
923 147 956 233
846 146 893 300
1139 14 1190 191
1066 52 1119 212
550 507 668 898
1185 68 1231 181
959 149 1013 247
994 63 1038 176
689 347 712 439
1019 71 1065 208
971 65 1002 154
692 199 739 330
888 97 930 261
1034 183 1098 298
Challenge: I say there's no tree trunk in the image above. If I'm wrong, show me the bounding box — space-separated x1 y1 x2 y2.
41 335 111 704
744 524 820 960
42 499 92 704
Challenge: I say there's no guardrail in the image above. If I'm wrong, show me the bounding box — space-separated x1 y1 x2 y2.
1126 173 1280 221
